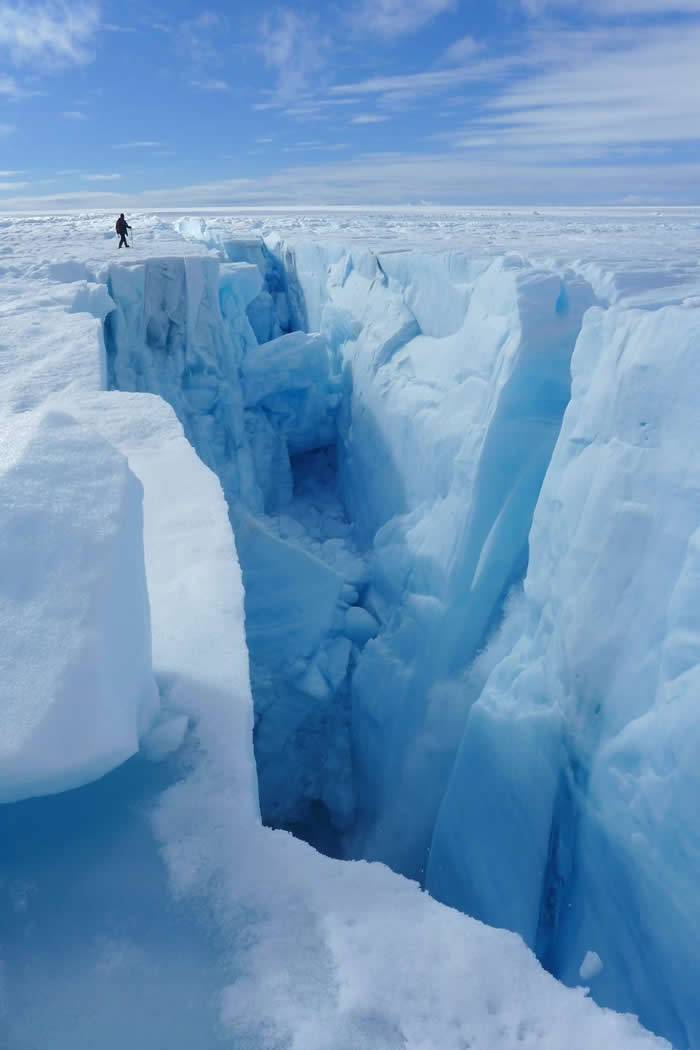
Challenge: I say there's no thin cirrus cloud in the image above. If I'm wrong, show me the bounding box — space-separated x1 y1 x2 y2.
178 11 226 68
0 74 21 97
0 0 100 67
348 0 456 37
521 0 700 13
0 73 41 99
62 109 86 120
4 149 698 210
330 60 517 101
441 35 481 65
466 22 700 152
351 114 390 124
259 8 330 101
81 173 122 181
191 78 230 92
112 141 163 150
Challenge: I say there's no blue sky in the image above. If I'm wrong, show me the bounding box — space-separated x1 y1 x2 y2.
0 0 699 208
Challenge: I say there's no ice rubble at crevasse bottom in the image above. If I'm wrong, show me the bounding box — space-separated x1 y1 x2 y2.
108 228 698 1049
0 244 669 1050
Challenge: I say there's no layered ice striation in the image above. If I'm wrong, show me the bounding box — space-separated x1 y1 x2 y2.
101 227 699 1048
426 302 700 1049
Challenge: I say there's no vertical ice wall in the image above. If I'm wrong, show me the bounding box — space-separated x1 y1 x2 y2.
262 237 699 1045
272 239 594 877
103 253 367 845
105 256 263 512
426 303 700 1049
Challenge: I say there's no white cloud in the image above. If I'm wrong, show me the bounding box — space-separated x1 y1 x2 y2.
0 73 39 98
469 23 700 151
331 59 516 101
178 11 225 68
259 8 330 101
191 78 229 91
442 35 480 65
352 114 390 124
62 109 86 120
0 179 29 190
0 1 100 67
102 21 135 33
281 141 348 152
82 172 121 181
522 0 700 13
0 75 21 97
349 0 456 38
3 149 699 210
112 141 162 150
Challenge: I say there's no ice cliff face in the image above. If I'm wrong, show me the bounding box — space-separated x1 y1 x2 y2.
101 229 699 1049
427 301 700 1048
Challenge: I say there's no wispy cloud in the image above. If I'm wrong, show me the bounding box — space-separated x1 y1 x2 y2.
0 74 21 97
0 73 40 99
82 172 121 181
348 0 456 38
281 141 348 152
191 78 229 92
4 149 699 210
351 114 389 124
0 1 100 67
102 21 136 33
62 109 86 120
259 8 330 101
331 60 516 101
442 35 480 65
521 0 700 14
112 141 162 150
179 11 226 68
466 23 700 151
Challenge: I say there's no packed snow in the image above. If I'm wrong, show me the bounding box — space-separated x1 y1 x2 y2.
0 407 158 803
2 206 699 1050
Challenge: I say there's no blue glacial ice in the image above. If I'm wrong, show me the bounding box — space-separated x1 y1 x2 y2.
3 219 697 1049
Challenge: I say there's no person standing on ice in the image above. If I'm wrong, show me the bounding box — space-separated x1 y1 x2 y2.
115 213 132 248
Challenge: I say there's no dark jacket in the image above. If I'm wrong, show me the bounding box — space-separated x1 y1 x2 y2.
116 216 129 235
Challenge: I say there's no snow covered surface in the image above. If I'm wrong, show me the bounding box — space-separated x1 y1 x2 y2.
2 206 699 1049
0 407 158 803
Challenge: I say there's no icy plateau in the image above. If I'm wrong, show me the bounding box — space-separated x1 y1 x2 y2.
1 207 699 1050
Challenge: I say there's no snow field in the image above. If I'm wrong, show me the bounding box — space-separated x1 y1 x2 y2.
2 208 696 1049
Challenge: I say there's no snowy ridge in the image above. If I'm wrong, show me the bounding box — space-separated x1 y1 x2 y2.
1 209 694 1049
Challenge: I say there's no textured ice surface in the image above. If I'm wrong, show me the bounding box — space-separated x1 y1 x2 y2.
2 207 697 1050
427 302 700 1048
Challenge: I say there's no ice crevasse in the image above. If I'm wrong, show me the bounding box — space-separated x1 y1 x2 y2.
1 218 697 1050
